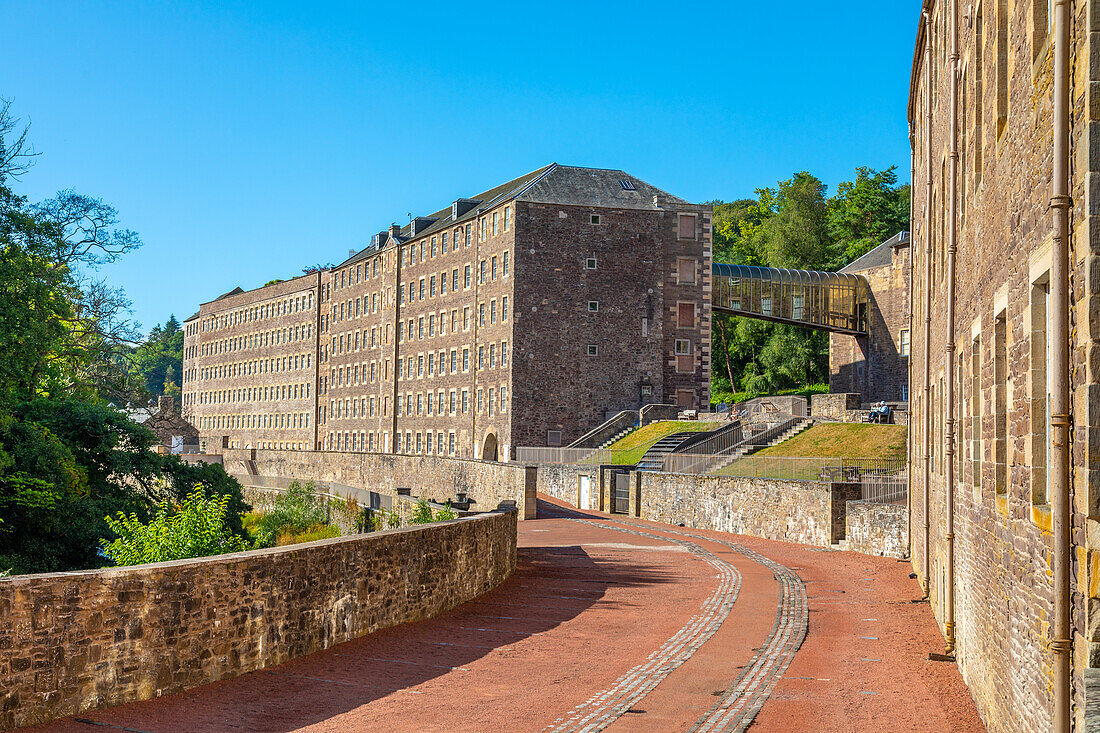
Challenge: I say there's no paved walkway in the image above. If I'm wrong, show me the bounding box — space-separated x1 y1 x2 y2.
28 497 985 733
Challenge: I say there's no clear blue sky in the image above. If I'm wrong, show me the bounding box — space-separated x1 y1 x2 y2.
3 1 921 333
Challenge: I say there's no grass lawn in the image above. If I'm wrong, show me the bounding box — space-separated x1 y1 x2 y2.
754 423 907 460
605 420 714 464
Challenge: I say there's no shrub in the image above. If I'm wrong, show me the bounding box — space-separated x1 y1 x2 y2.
434 502 457 522
275 523 340 546
251 480 329 548
100 487 248 566
410 499 434 525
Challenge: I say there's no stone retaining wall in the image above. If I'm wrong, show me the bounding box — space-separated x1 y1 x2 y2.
532 462 600 506
0 510 517 730
845 501 908 559
225 448 537 519
637 473 834 547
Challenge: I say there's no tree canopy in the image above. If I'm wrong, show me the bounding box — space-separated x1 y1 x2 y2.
0 99 248 574
709 166 910 402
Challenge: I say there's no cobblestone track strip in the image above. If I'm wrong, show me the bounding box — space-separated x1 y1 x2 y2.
689 544 807 733
542 516 742 733
545 508 809 733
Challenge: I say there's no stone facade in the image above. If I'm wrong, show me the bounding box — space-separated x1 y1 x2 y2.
636 473 834 547
224 447 538 520
829 233 912 404
182 273 322 453
845 500 908 559
182 165 711 460
908 2 1100 731
0 510 516 730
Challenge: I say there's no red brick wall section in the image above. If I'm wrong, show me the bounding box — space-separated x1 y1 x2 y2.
0 510 517 730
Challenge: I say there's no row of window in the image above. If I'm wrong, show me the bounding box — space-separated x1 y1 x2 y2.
198 382 312 405
323 384 508 423
197 292 314 333
191 353 312 383
201 412 310 431
196 324 313 359
326 299 511 360
326 430 457 456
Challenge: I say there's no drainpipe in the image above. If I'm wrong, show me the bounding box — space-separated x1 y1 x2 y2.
1050 0 1072 728
908 122 916 560
942 0 959 655
921 9 934 601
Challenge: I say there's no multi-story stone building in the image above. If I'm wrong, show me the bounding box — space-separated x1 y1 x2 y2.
829 231 912 404
908 1 1098 730
182 274 322 453
182 164 711 460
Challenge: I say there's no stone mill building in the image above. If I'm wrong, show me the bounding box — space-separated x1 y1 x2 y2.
907 0 1100 730
182 164 712 460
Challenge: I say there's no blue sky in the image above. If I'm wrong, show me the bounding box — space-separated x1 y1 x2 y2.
3 1 921 332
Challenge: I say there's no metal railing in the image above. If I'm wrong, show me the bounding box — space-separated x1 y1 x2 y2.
514 446 612 465
657 454 906 489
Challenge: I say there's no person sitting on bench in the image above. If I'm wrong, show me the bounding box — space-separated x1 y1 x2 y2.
869 402 891 423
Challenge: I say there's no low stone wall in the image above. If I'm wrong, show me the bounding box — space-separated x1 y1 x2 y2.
640 403 679 425
845 500 908 558
811 392 861 419
638 473 833 547
533 462 600 506
225 449 537 520
0 510 517 730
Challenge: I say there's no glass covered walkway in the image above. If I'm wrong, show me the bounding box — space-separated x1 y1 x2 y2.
711 263 870 335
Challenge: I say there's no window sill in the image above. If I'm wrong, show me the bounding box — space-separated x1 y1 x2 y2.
1031 504 1053 533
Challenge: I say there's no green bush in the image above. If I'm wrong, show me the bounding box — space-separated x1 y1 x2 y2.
434 502 457 522
251 480 329 548
100 487 248 566
410 499 434 525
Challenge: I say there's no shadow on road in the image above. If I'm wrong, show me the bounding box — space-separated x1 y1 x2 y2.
28 525 678 733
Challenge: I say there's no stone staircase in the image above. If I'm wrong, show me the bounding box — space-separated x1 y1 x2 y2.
709 417 815 470
597 424 638 450
636 432 704 471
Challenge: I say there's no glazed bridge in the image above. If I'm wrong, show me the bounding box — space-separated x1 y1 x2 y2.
711 263 870 336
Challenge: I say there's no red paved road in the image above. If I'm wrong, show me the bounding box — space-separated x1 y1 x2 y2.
27 497 985 733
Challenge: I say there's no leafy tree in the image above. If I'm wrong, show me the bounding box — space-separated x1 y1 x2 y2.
827 166 911 267
126 315 184 402
410 498 434 525
709 199 768 265
752 172 833 270
101 487 248 566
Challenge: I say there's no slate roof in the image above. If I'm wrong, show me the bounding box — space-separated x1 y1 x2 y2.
337 164 692 268
841 231 911 273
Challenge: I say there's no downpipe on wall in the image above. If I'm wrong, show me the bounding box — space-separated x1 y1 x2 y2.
908 122 916 561
1050 0 1072 729
942 0 959 656
921 9 934 601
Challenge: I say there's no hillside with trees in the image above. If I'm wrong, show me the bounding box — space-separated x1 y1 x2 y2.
709 167 910 403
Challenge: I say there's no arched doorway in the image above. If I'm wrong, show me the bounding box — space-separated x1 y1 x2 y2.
482 433 499 462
